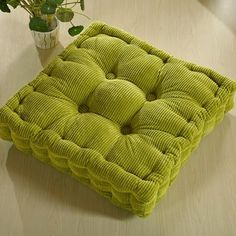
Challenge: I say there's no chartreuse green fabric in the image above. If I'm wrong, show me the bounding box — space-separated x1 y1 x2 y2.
0 22 236 217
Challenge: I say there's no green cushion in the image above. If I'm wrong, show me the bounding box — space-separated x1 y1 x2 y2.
0 22 236 217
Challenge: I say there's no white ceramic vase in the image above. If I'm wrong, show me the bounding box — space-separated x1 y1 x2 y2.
31 23 59 49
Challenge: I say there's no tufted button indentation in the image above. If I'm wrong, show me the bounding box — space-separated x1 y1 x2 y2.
78 104 89 113
121 125 132 135
187 117 192 122
106 72 116 80
60 56 66 61
162 150 167 155
18 97 25 105
146 93 157 101
163 57 169 63
202 102 207 109
20 115 25 121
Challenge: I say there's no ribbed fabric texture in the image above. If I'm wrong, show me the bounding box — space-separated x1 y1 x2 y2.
0 21 236 217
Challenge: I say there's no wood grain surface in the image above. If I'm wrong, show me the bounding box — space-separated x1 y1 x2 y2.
0 0 236 235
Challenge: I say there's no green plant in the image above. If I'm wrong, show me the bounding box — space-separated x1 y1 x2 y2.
0 0 90 36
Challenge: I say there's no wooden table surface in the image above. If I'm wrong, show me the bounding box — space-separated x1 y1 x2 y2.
0 0 236 235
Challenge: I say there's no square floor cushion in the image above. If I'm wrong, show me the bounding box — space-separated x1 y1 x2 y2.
0 22 236 217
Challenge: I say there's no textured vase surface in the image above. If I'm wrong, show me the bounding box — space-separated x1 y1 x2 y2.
31 24 59 49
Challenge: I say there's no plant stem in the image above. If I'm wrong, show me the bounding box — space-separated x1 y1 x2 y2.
25 0 33 5
21 0 31 8
68 2 77 8
32 4 41 17
20 3 33 15
61 1 80 6
47 15 54 30
73 11 91 20
20 0 34 14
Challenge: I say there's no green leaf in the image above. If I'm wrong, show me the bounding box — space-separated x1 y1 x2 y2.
55 0 64 5
68 25 84 36
80 0 84 11
7 0 20 8
46 0 57 6
0 0 11 12
46 0 63 6
56 7 74 22
29 17 49 32
41 3 56 14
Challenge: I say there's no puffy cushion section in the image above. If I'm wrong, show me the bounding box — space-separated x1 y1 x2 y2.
0 21 236 217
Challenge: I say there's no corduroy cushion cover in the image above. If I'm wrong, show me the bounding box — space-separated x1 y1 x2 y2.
0 22 236 217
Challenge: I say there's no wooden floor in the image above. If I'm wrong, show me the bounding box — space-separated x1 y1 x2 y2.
0 0 236 235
